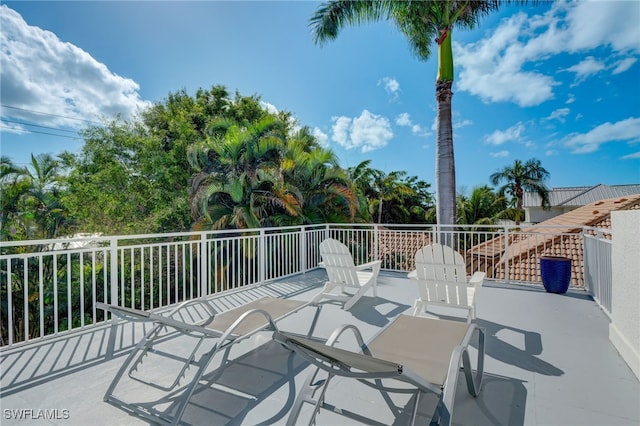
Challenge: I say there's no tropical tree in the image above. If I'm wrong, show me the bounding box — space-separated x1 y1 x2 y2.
189 116 358 229
1 154 70 240
347 161 434 224
277 130 358 225
188 116 289 229
456 185 507 225
0 156 30 239
347 160 377 222
370 170 412 223
310 1 507 226
490 158 550 224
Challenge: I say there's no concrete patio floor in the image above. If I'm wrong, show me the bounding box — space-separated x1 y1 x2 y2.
1 269 638 425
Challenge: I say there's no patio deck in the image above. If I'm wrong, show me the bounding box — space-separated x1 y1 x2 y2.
1 269 638 426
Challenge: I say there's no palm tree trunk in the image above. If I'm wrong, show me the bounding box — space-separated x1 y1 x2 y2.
515 185 523 225
435 79 456 228
435 26 456 231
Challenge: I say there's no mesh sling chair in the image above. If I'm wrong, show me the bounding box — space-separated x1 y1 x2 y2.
97 297 321 425
273 314 485 426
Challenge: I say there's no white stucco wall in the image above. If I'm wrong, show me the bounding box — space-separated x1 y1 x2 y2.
609 210 640 380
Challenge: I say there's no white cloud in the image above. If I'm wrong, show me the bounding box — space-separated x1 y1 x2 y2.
0 5 150 130
378 77 400 101
563 117 640 153
312 127 329 147
564 56 606 84
261 101 279 115
453 119 473 129
395 113 411 127
562 1 640 53
545 149 558 156
454 1 640 107
485 122 526 146
566 94 576 104
621 151 640 160
612 57 638 75
545 108 570 123
331 110 393 153
395 112 430 136
490 150 510 158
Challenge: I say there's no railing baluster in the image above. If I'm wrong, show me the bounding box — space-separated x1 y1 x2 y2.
39 255 44 338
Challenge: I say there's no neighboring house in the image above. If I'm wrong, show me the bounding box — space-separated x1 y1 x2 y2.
49 233 104 250
468 194 640 287
524 184 640 224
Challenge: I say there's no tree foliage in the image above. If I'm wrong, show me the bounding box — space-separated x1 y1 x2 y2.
2 85 441 241
490 158 551 224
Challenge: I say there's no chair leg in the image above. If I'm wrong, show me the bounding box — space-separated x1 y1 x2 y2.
461 327 485 397
286 366 333 426
343 284 370 310
312 282 336 304
411 299 423 317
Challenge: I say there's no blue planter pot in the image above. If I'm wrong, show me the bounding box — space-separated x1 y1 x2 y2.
540 256 571 294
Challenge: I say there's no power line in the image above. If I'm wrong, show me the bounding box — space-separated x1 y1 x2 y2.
0 125 80 140
1 119 79 134
0 104 101 125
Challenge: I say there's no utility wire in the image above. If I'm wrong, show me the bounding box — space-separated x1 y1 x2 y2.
0 104 101 125
1 119 79 134
0 125 80 140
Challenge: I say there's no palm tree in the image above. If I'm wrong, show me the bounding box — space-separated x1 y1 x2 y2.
347 160 377 222
456 185 506 225
370 170 413 224
1 156 30 239
310 1 506 226
189 116 358 229
278 139 358 225
490 158 550 224
26 153 60 193
189 116 290 229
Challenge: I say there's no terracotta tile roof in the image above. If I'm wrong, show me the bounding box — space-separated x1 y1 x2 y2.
377 229 432 271
468 194 640 286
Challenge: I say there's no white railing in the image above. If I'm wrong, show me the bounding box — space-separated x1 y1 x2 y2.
583 227 613 317
1 223 608 348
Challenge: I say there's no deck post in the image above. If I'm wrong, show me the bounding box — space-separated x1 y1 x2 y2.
110 238 118 305
200 233 208 297
300 226 307 273
259 229 266 284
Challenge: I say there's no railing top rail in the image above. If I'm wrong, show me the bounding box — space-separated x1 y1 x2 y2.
1 223 611 251
0 224 332 249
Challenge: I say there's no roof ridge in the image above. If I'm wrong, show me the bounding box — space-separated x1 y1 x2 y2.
558 184 606 206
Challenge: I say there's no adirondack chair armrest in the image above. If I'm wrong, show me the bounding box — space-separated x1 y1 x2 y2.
356 260 381 274
469 271 485 288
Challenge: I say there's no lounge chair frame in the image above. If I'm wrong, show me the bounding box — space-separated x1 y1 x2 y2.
97 297 320 425
274 314 485 426
314 238 381 310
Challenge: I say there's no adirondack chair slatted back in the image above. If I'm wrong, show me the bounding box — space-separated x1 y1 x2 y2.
320 238 359 287
415 244 471 308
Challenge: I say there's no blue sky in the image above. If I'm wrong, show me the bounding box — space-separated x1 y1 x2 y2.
1 1 639 193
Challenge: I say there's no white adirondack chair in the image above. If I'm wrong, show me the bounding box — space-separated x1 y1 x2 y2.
409 243 485 323
313 238 381 310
